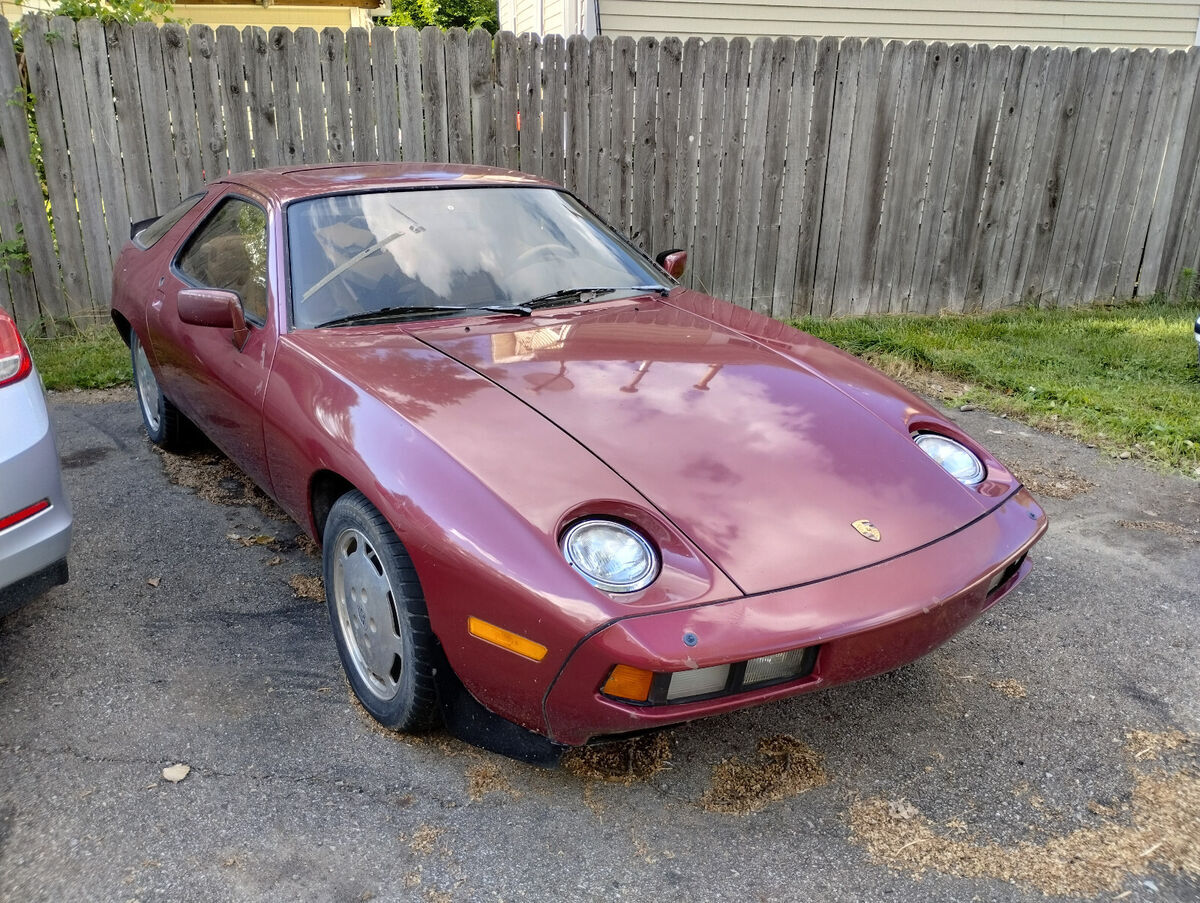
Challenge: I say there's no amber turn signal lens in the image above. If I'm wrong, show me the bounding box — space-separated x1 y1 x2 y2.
467 617 548 662
601 664 654 702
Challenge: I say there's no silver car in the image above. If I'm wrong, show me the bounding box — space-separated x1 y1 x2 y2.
0 309 72 617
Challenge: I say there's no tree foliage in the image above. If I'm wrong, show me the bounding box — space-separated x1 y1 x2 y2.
379 0 498 33
22 0 177 24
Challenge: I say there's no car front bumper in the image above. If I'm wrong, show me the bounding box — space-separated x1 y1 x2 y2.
542 488 1047 745
0 371 72 617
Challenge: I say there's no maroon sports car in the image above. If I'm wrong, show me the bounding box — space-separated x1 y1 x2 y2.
111 164 1047 762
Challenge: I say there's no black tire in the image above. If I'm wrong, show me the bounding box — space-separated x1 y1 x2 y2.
130 330 189 450
323 490 438 731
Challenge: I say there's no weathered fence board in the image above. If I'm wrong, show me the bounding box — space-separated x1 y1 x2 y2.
23 16 92 318
445 28 472 164
294 28 327 165
7 17 1200 331
517 32 542 176
0 18 57 327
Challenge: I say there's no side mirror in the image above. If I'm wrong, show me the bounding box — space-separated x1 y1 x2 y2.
655 249 688 280
177 288 249 350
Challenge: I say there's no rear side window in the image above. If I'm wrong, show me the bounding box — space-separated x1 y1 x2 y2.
177 198 269 325
134 193 205 248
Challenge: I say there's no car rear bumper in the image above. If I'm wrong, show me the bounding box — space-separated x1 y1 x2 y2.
0 372 73 613
542 488 1047 745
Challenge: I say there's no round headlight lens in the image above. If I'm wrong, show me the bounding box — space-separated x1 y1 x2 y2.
561 519 659 593
914 433 986 485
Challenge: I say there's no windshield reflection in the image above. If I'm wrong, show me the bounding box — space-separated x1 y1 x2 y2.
288 187 668 328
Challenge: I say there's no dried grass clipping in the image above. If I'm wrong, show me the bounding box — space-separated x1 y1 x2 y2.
989 679 1028 699
155 447 286 519
288 574 325 601
563 733 672 784
700 735 829 814
849 730 1200 897
466 763 520 802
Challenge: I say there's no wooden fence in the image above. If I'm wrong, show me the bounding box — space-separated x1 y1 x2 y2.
3 16 1200 332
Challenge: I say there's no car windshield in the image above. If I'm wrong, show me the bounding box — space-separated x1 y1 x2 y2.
287 186 669 328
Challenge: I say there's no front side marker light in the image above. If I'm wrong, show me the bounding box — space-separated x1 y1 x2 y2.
467 616 547 662
602 664 654 702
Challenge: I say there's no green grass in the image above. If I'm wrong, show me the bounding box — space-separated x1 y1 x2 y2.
25 326 131 390
794 299 1200 475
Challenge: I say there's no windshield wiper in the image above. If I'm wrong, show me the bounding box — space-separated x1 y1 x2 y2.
527 285 670 308
316 303 532 328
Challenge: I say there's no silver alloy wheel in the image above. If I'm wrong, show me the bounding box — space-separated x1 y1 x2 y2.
132 333 162 434
332 527 404 701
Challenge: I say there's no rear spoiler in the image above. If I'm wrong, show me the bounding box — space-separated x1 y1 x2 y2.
130 216 158 240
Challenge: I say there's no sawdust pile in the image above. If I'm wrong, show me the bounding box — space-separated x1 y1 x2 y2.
1117 521 1200 544
466 763 520 801
155 447 286 519
563 733 672 784
989 679 1028 699
849 731 1200 896
294 534 321 558
1008 461 1095 500
700 735 829 814
408 825 444 855
288 574 325 601
1127 729 1191 761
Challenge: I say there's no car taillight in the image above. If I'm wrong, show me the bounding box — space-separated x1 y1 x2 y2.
0 310 32 387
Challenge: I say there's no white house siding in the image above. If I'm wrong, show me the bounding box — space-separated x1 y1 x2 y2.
592 0 1200 49
501 0 592 36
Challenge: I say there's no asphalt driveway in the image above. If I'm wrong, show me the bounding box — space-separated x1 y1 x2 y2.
1 391 1197 903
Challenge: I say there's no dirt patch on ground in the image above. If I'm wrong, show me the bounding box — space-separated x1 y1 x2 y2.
1116 520 1200 544
47 386 136 405
155 448 286 519
989 679 1028 699
288 575 325 602
563 733 672 784
699 735 829 814
849 730 1200 896
465 763 521 802
866 357 973 402
1007 461 1096 500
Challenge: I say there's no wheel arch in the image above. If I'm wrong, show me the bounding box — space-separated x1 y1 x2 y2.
309 469 356 542
111 310 132 348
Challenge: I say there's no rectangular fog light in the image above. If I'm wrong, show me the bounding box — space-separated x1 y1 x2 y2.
744 649 808 686
666 664 731 701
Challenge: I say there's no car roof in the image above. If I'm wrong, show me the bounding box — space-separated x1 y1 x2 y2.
217 163 559 205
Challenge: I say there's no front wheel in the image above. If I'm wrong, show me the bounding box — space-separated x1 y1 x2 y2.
323 490 438 731
130 330 188 450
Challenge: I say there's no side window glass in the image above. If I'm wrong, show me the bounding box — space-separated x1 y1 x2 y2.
177 198 269 325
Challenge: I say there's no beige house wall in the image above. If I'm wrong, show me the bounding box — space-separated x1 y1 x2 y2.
596 0 1200 49
172 4 370 30
1 2 369 29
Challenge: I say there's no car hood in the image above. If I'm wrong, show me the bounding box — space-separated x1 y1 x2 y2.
412 296 995 594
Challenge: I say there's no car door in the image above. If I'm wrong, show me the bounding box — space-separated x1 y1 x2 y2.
148 192 279 495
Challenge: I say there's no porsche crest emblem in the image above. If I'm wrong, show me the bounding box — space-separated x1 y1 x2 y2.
852 519 881 542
